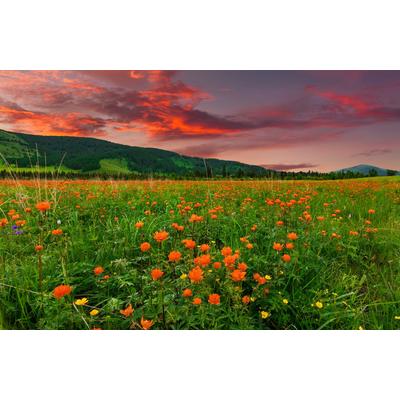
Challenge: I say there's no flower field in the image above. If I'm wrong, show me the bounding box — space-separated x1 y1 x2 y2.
0 177 399 330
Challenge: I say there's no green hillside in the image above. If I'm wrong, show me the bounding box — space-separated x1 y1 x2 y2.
0 129 268 177
337 164 399 176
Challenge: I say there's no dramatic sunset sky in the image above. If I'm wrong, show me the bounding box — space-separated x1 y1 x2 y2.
0 70 399 171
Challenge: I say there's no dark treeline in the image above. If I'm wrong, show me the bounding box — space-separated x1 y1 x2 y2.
0 168 387 181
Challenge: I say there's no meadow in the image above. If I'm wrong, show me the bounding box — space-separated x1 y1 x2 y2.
0 177 399 330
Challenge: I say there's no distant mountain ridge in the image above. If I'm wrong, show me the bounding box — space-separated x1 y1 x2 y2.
0 128 269 177
337 164 399 176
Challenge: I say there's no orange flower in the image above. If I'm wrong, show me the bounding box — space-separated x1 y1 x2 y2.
36 201 51 212
285 242 294 250
51 229 63 236
242 295 250 304
368 209 376 214
168 251 182 262
231 269 246 282
194 254 211 267
276 220 284 226
192 297 202 305
200 244 210 253
273 242 284 251
182 288 193 297
153 230 169 242
182 239 196 249
223 255 237 269
221 246 232 256
213 261 222 269
35 244 43 252
287 232 298 240
141 317 154 330
208 293 221 305
238 262 248 271
120 304 134 317
93 266 104 275
151 268 164 280
0 218 8 227
246 243 254 250
140 242 151 252
188 266 204 283
282 254 291 263
53 284 72 299
189 214 203 223
135 221 144 229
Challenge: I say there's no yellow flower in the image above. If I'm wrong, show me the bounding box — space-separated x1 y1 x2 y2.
180 273 187 280
282 299 289 305
358 326 364 330
250 297 256 302
395 316 400 320
264 274 272 281
75 298 88 306
315 301 323 309
261 311 270 319
90 309 99 316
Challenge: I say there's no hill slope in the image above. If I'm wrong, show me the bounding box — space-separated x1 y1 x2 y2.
337 164 399 176
0 129 268 176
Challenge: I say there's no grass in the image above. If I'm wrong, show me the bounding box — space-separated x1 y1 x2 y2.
0 176 399 329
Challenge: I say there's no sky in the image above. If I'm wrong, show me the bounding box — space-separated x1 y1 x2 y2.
0 70 399 172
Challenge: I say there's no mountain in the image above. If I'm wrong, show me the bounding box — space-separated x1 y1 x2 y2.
337 164 399 176
0 129 268 177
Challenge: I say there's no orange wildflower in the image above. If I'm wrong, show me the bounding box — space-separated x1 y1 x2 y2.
276 220 284 226
188 266 204 283
36 201 51 212
151 268 164 280
246 243 254 250
53 284 72 299
135 221 144 229
213 261 222 269
182 239 196 249
238 262 248 271
153 230 169 242
242 295 250 304
221 246 232 256
194 254 211 267
93 266 104 275
200 244 210 253
208 293 221 305
35 244 43 252
189 214 203 223
140 317 154 330
287 232 298 240
231 269 246 282
282 254 291 263
182 288 193 297
140 242 151 252
120 304 134 317
168 251 182 262
51 229 63 236
273 242 284 251
285 242 294 250
368 209 376 214
192 297 202 305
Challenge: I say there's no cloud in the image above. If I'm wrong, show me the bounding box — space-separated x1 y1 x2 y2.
353 148 392 157
260 163 319 171
1 71 400 161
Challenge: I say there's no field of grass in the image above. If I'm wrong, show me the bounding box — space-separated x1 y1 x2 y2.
0 177 399 329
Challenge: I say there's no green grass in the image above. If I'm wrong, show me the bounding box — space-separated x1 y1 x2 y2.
98 158 132 174
0 177 399 329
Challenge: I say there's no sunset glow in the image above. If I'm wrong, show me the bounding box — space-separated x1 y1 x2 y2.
0 70 399 171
